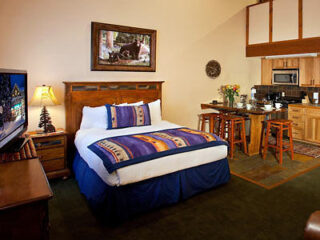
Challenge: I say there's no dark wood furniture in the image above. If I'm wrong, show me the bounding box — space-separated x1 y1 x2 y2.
201 103 286 156
63 81 163 159
0 138 37 163
27 129 70 179
221 115 248 159
0 158 53 240
305 211 320 240
263 119 294 164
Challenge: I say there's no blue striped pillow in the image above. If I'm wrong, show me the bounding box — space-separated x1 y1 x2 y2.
105 104 151 129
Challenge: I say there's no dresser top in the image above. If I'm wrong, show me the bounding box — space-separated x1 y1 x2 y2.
0 158 53 210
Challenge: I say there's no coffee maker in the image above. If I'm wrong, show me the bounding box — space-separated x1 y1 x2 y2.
267 92 281 102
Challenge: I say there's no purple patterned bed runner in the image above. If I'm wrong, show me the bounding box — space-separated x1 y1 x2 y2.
88 128 228 173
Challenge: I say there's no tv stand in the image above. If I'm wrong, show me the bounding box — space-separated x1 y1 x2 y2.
6 137 29 152
0 138 37 163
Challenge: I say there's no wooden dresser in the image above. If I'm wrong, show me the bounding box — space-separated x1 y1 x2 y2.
288 104 320 144
27 130 70 179
0 158 53 240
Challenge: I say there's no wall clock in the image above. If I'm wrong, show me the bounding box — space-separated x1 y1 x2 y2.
205 60 221 79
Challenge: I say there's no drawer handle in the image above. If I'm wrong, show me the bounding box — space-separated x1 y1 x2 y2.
36 140 62 147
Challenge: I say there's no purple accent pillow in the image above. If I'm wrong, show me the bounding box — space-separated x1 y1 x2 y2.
105 104 151 129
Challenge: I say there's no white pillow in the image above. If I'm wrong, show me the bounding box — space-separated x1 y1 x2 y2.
118 101 143 106
80 106 107 129
148 99 162 124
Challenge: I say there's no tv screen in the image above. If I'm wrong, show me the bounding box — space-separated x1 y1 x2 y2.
0 69 28 150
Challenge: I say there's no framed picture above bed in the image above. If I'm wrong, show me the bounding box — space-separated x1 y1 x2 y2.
91 22 156 72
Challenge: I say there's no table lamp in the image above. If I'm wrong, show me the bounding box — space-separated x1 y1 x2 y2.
30 85 60 133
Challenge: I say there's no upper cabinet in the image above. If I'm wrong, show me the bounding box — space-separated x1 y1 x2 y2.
273 0 299 42
272 58 299 69
246 0 320 57
303 0 320 38
248 2 270 45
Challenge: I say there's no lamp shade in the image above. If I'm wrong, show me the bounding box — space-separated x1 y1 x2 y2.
29 85 60 106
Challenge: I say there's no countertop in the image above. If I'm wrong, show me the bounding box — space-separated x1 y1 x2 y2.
289 103 320 109
201 103 286 115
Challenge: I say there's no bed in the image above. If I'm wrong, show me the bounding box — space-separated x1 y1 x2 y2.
64 81 230 221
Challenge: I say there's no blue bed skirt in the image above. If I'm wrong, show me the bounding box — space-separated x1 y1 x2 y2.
73 152 230 221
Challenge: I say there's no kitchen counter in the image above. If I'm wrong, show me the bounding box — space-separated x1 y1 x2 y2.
289 103 320 109
288 104 320 144
201 103 286 156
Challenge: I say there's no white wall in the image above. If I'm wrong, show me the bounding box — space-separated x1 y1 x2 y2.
0 0 260 131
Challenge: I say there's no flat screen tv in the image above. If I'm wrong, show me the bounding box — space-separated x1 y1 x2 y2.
0 69 28 152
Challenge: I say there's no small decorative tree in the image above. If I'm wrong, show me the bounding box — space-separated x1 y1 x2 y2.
38 106 51 132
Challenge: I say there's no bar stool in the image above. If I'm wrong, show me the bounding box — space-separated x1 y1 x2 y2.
221 115 248 159
199 113 224 136
263 119 294 164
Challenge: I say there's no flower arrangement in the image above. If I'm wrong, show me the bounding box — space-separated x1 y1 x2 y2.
221 84 240 106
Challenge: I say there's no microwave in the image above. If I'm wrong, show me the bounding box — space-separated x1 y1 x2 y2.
272 69 299 85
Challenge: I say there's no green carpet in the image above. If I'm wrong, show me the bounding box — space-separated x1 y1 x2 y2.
229 149 320 189
49 166 320 240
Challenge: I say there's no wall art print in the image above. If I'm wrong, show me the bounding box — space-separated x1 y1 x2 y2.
91 22 156 72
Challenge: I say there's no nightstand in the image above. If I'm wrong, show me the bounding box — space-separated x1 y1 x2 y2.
27 129 70 179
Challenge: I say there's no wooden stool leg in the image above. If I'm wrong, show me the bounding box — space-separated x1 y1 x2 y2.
221 119 226 139
288 123 294 160
241 120 248 154
260 122 265 156
229 120 235 159
276 128 280 157
201 116 206 132
279 125 283 164
209 115 214 133
263 122 271 159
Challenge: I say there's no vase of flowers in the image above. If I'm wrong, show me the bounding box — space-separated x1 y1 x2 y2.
221 84 240 107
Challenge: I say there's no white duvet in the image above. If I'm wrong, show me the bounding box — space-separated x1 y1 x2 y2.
75 121 228 186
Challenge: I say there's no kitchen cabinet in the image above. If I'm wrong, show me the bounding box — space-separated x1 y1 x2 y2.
273 0 299 42
305 115 320 143
272 58 299 69
248 2 270 45
289 105 320 144
300 57 320 86
261 58 273 85
303 0 320 39
288 106 305 140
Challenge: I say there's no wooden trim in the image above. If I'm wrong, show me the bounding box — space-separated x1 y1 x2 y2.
299 0 303 39
232 161 320 190
246 6 249 46
246 37 320 57
247 1 270 8
269 0 273 43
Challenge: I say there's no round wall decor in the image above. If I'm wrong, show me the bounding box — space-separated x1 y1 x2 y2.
205 60 221 79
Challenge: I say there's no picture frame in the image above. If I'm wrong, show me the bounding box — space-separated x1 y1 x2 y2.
91 22 156 72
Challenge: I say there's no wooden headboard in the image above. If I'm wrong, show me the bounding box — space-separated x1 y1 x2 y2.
63 81 163 150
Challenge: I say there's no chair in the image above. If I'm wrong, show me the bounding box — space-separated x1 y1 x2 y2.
199 113 224 136
262 119 294 164
221 115 247 159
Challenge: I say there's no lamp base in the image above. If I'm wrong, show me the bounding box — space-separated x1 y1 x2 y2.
38 106 56 133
